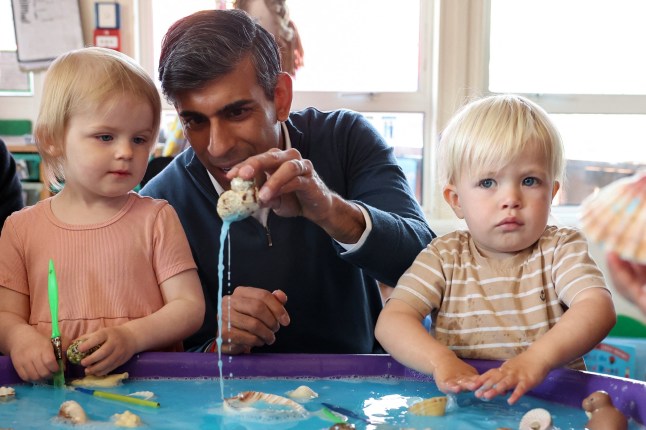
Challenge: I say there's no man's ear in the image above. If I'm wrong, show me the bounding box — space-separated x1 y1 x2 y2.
274 72 293 122
443 184 465 219
552 181 561 200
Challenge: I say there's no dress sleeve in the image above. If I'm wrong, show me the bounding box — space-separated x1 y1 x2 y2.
152 203 197 285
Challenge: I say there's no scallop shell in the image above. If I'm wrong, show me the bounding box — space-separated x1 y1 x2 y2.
71 371 129 387
0 386 15 401
217 178 259 222
58 400 88 424
223 391 309 420
580 171 646 263
408 396 447 416
286 385 319 400
112 410 142 427
519 407 553 430
66 339 101 365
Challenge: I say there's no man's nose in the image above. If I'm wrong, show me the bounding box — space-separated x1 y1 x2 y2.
207 120 235 158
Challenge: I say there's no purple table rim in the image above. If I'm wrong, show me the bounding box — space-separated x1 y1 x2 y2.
2 353 645 425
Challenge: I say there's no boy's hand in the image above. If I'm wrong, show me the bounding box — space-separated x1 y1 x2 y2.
473 353 551 405
433 354 480 394
78 325 137 376
9 331 60 382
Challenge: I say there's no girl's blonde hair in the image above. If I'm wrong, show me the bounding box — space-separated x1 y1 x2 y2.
34 47 161 189
437 94 565 186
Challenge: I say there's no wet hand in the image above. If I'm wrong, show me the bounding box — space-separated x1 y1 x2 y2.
432 355 480 394
227 148 334 222
218 287 290 355
474 355 550 405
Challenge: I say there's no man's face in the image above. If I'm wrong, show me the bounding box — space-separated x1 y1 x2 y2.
174 57 287 190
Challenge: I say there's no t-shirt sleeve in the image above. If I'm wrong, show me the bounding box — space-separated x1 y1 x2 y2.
0 215 29 295
552 228 608 306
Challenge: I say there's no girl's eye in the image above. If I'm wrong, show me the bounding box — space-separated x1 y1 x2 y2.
133 137 147 145
479 178 495 188
97 135 112 142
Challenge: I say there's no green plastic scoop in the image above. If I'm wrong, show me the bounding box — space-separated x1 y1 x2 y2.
48 259 65 387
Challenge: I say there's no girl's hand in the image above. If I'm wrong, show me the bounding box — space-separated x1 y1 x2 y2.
10 331 60 382
78 325 137 376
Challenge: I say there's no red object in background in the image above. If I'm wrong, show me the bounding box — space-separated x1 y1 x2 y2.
93 28 121 51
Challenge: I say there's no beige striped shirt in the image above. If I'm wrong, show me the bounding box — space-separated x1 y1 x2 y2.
389 226 608 366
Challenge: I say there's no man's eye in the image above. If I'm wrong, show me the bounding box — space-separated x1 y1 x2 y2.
479 179 494 188
182 117 205 130
225 107 250 120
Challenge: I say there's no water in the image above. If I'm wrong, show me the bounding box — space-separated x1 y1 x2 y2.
2 377 643 429
216 219 232 400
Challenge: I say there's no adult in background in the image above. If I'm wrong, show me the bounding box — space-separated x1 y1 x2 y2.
141 9 434 354
0 138 24 227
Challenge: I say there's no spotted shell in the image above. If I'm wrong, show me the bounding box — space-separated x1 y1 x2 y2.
66 339 101 365
217 178 259 222
408 396 447 416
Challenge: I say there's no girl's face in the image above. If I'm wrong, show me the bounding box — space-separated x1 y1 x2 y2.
60 94 155 201
443 142 560 259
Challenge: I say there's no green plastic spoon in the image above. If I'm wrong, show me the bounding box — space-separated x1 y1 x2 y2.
48 259 65 387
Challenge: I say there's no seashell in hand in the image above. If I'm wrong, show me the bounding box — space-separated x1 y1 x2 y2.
58 400 88 424
112 410 142 427
519 407 553 430
286 385 318 400
408 396 447 416
71 372 129 387
66 339 101 365
581 171 646 263
224 391 309 420
217 177 260 222
0 386 15 402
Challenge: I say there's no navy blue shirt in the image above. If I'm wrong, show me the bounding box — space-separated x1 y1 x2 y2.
0 140 24 229
141 108 434 353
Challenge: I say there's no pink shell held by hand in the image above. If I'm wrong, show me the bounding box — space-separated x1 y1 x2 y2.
580 171 646 264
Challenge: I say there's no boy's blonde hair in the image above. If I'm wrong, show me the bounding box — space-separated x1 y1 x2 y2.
437 94 564 186
34 47 161 189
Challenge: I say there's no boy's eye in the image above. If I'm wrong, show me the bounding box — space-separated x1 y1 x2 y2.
133 136 147 145
478 178 495 188
523 177 539 186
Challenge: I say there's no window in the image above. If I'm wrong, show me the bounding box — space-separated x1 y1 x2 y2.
488 0 646 206
0 0 32 94
145 0 431 205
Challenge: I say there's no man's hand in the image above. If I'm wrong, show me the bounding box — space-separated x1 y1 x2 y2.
228 148 365 244
218 287 290 355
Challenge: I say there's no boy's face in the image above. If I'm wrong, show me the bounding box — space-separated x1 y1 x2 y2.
443 142 560 259
62 94 155 200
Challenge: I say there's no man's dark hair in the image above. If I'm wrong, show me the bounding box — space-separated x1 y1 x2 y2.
158 9 281 104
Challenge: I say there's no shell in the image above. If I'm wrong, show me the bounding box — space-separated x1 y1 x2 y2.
580 171 646 263
128 391 155 400
0 386 15 402
58 400 88 424
519 407 553 430
71 371 129 387
408 396 447 416
66 339 101 365
112 410 142 427
217 178 259 222
286 385 319 400
224 391 309 420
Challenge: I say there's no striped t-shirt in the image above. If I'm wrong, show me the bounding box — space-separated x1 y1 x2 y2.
388 226 608 367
